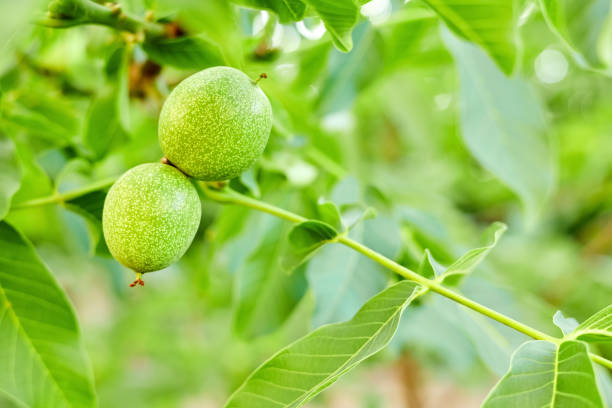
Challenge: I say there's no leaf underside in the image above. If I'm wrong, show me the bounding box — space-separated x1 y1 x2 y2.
0 221 96 408
482 340 603 408
225 280 419 408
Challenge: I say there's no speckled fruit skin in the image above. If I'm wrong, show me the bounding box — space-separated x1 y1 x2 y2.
158 66 272 181
102 163 201 273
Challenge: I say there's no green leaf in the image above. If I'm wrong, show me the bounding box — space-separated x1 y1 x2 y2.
0 221 96 408
439 222 507 285
232 0 306 22
316 201 343 231
539 0 611 68
552 310 579 336
482 340 603 408
65 190 108 255
83 92 126 160
142 36 225 69
282 220 338 272
569 304 612 343
443 29 555 221
303 0 360 52
307 217 398 326
225 280 419 408
106 46 131 133
422 0 518 75
234 216 307 339
0 136 21 220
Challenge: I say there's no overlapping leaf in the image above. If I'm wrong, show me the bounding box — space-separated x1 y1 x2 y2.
482 340 603 407
0 221 96 408
225 280 419 408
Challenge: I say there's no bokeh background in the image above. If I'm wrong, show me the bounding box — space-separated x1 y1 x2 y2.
2 0 612 406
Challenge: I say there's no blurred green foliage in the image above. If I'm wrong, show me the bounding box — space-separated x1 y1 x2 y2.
2 0 612 406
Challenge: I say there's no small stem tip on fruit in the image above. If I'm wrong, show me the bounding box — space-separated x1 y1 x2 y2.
129 272 145 288
253 73 267 85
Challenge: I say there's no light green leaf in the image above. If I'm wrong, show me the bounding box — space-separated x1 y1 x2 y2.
0 136 21 220
316 201 343 231
539 0 611 68
142 35 225 69
439 222 507 285
0 221 96 408
225 280 419 408
422 0 518 74
569 304 611 343
232 0 306 22
282 220 338 272
552 310 579 336
234 216 307 339
307 217 397 327
482 340 603 408
303 0 359 52
443 29 555 221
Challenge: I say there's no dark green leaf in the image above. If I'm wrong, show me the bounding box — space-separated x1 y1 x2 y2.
0 221 96 407
225 280 419 408
143 36 225 69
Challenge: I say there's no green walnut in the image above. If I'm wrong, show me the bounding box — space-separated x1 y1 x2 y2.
158 66 272 181
102 163 201 284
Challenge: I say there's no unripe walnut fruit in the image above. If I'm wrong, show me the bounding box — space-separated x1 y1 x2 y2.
158 66 272 181
102 163 201 273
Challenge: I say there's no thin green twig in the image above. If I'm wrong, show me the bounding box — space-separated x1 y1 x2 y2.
11 178 612 369
41 0 165 37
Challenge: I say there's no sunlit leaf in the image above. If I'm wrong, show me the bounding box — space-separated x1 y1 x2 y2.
482 340 603 408
422 0 518 74
569 304 612 343
443 29 555 221
225 280 419 408
539 0 611 68
0 221 96 408
303 0 359 52
233 0 306 22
